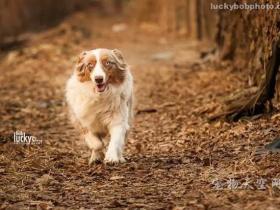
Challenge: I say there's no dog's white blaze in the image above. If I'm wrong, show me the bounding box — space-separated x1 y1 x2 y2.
90 49 106 82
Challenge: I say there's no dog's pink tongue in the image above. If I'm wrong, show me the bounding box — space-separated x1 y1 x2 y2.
97 84 106 92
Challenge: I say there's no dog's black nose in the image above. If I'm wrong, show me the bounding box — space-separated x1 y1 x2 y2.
95 76 104 84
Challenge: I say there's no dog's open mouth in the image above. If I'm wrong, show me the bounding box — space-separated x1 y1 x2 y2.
96 83 107 93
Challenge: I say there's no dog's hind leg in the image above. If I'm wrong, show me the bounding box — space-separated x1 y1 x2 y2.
85 132 104 165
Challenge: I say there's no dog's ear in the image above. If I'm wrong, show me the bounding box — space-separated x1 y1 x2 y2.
112 49 127 70
75 51 91 82
75 51 87 72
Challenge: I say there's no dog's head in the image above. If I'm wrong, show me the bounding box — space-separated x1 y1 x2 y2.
75 48 127 93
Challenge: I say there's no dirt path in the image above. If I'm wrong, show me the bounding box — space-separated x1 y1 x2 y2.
1 9 280 210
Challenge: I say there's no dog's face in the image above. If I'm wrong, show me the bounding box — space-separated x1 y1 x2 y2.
75 48 127 93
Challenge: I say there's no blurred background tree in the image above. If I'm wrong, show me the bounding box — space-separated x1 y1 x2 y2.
0 0 279 92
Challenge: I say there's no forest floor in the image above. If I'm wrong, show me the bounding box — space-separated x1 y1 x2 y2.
1 9 280 210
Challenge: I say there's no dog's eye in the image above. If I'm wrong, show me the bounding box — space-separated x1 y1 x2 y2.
105 61 113 66
87 63 94 70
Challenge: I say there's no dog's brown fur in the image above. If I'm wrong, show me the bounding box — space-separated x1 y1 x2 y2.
75 52 96 83
100 54 126 86
75 51 126 85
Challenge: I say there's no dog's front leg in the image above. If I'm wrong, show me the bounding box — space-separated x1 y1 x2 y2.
85 132 104 165
105 123 127 163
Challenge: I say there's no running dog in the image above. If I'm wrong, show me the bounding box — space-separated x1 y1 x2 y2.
66 48 133 164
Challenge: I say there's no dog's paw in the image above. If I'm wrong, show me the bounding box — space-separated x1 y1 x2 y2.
119 156 126 163
89 159 102 165
88 150 103 165
104 150 125 164
104 157 126 165
104 156 120 164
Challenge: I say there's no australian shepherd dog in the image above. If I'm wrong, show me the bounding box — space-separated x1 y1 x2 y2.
66 48 133 164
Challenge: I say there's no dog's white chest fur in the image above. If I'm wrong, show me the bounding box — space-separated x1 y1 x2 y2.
65 48 133 164
66 73 132 131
